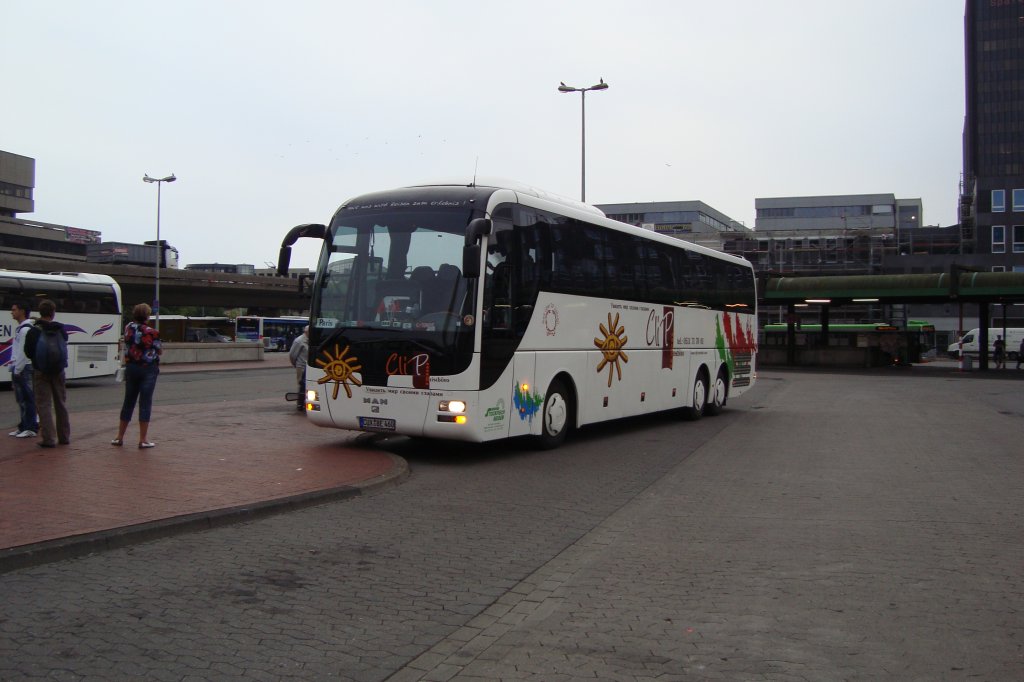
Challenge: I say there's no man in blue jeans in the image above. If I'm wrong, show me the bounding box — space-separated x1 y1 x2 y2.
8 300 39 439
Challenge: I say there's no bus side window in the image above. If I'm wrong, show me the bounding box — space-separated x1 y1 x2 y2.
484 226 516 332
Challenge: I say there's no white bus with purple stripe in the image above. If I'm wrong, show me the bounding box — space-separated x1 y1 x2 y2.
1 270 123 383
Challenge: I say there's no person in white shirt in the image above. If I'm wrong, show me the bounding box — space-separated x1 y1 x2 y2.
8 301 39 438
288 325 309 412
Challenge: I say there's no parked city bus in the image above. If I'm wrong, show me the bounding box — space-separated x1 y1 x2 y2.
155 315 234 343
235 316 308 351
277 181 757 448
764 321 935 338
763 320 935 363
1 270 122 383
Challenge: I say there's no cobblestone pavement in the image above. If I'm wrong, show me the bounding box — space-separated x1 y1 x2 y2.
0 358 399 564
2 370 1023 680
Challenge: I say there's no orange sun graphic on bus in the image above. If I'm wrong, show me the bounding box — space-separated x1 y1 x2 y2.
316 343 363 399
594 312 629 387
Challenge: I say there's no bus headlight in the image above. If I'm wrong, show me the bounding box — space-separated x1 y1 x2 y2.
439 400 466 413
306 389 321 412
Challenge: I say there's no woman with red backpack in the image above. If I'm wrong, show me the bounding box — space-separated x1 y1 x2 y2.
111 303 162 449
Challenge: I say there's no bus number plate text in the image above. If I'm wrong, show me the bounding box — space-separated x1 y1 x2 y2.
358 417 396 432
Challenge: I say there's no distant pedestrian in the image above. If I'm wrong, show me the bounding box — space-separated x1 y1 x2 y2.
8 300 39 439
112 303 162 449
993 335 1006 369
1018 338 1024 369
24 299 70 448
289 324 309 412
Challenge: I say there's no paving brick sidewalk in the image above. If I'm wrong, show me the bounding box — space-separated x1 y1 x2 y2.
0 358 406 571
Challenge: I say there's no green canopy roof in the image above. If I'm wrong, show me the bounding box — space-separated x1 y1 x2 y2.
762 272 1024 304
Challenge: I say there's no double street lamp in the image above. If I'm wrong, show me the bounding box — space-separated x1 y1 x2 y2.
142 173 176 331
558 78 609 202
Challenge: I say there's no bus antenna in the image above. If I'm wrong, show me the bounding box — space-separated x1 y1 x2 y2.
471 157 478 187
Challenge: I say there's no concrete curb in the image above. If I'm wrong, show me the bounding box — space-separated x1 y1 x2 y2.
0 454 408 575
159 359 291 374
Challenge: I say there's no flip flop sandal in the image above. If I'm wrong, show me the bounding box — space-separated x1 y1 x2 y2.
138 442 156 449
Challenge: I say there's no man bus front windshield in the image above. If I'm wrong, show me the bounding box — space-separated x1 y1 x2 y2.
311 208 477 367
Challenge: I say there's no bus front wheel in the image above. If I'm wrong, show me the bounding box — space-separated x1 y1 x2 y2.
682 372 708 421
537 379 571 450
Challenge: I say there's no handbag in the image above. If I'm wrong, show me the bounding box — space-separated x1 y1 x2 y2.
114 366 125 383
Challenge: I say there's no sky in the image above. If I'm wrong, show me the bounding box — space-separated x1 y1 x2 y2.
3 1 966 270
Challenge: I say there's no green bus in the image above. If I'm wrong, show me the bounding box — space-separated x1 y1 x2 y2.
763 320 936 364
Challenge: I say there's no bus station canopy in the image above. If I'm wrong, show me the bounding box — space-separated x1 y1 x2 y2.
762 271 1024 306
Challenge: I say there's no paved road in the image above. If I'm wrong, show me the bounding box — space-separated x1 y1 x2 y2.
2 369 1023 681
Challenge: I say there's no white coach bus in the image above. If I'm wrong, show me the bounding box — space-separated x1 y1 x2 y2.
1 270 123 383
277 181 757 448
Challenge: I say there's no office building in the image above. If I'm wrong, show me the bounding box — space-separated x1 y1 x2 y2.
0 150 34 218
595 200 750 251
961 0 1024 268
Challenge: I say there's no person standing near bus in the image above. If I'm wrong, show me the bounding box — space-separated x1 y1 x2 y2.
24 299 70 448
112 303 162 449
8 300 39 439
289 325 309 412
994 335 1006 369
1018 338 1024 369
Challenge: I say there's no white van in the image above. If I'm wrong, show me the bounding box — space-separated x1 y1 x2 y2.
947 328 1024 359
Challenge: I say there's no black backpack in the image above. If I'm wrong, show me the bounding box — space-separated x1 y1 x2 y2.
33 326 68 375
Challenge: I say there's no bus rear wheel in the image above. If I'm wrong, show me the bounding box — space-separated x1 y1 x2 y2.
536 379 571 450
682 372 708 421
705 368 728 416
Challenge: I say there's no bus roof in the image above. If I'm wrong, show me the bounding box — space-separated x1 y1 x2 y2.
0 269 118 286
412 177 607 217
337 181 754 271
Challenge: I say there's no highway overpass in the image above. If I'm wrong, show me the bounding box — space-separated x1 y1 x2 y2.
2 255 309 312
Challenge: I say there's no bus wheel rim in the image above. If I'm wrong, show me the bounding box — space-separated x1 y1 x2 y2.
545 393 567 435
694 380 706 410
714 376 726 406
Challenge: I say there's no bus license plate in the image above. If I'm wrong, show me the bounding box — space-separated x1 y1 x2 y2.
358 417 396 432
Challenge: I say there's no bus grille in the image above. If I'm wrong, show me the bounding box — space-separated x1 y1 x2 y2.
75 344 109 362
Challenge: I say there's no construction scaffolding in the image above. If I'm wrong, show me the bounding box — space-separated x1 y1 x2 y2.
721 227 897 276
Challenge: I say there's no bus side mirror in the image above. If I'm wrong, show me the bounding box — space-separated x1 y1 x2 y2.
462 218 491 279
278 223 327 277
463 244 481 278
277 246 292 278
465 217 492 245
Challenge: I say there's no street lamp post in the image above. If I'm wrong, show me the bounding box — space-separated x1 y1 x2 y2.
558 78 609 202
142 173 176 331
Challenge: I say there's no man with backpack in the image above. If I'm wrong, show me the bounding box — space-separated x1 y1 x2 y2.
24 299 70 448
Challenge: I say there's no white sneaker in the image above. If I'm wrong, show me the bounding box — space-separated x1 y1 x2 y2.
15 430 37 438
8 430 19 436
